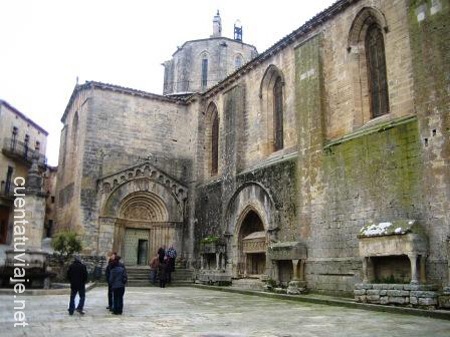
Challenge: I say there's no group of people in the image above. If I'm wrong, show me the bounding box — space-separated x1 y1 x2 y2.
66 245 177 316
66 252 128 316
149 245 177 288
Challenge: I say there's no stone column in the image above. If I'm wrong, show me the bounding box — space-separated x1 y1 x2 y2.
292 259 300 281
408 253 419 285
299 259 305 282
362 257 368 283
215 252 220 270
420 255 427 284
25 157 47 250
200 254 204 270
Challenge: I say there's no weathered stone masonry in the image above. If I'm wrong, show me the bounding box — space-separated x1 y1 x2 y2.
55 0 450 298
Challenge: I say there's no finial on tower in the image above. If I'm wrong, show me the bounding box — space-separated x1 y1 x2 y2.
212 10 222 37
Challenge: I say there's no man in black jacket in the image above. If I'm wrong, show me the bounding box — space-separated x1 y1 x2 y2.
67 255 88 315
105 252 116 311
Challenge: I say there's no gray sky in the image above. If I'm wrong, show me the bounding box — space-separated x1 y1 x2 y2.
0 0 336 166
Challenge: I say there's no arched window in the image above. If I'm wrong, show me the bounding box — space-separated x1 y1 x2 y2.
365 24 389 118
72 112 79 148
273 76 284 151
260 65 284 154
211 114 219 175
205 103 219 177
201 55 208 89
235 55 243 70
347 7 390 125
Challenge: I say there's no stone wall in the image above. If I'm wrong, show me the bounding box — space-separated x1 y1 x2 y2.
56 84 196 255
355 283 438 308
408 0 450 286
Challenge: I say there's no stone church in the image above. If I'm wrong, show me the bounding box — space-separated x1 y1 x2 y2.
55 0 450 296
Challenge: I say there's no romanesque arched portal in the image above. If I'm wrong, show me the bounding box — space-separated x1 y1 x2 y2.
97 162 187 266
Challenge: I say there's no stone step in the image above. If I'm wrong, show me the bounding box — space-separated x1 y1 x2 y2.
126 268 194 284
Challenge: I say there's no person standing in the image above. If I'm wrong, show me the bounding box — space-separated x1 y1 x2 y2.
67 255 88 315
157 246 165 263
158 257 168 288
109 256 127 315
166 245 177 284
105 251 116 311
149 254 159 285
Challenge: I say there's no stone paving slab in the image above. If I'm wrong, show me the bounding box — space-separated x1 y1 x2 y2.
1 286 450 337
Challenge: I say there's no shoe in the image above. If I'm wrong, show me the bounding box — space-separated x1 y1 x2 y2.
76 309 85 315
106 306 111 310
68 311 74 316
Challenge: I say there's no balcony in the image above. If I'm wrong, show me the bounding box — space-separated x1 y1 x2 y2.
2 138 46 166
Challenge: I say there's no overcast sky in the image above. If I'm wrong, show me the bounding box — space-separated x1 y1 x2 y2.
1 0 336 166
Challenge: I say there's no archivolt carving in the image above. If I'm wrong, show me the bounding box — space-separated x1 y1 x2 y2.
98 161 188 203
119 192 168 222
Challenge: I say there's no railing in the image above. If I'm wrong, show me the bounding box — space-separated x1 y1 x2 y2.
2 138 47 165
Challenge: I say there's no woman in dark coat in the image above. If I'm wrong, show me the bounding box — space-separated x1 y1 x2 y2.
158 257 168 288
109 256 127 315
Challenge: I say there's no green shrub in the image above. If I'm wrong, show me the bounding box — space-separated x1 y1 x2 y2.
51 231 82 257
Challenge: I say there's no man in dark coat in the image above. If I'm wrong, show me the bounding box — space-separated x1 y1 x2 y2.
109 256 127 315
67 255 88 315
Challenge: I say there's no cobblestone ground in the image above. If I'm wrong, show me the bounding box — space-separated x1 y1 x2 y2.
1 286 450 337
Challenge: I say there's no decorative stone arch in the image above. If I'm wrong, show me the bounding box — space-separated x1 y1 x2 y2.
96 162 187 264
347 7 390 126
101 177 183 222
259 64 286 155
119 191 169 222
224 182 279 278
347 7 389 50
204 102 220 178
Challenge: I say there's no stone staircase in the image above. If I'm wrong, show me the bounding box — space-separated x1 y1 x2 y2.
126 266 194 287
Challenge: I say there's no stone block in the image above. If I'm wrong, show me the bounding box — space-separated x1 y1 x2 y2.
410 296 418 305
367 289 380 296
367 295 380 302
357 295 367 303
410 291 437 298
387 290 409 297
380 296 389 305
418 298 437 306
388 297 406 304
373 284 387 290
438 294 450 309
380 290 387 296
354 289 366 296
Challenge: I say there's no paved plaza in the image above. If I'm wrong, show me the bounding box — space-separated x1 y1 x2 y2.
0 286 450 337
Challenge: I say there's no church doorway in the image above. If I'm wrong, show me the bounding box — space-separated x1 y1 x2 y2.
238 210 267 277
123 228 151 265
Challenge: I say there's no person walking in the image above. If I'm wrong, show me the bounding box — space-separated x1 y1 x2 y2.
109 256 127 315
166 245 177 284
105 251 116 311
67 255 88 315
149 254 159 285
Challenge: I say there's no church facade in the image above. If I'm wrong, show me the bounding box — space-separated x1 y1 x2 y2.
55 0 450 295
